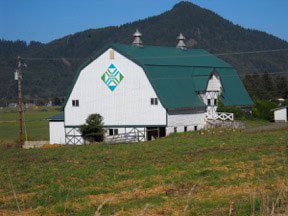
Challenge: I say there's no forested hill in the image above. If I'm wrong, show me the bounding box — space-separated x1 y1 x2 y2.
1 1 288 102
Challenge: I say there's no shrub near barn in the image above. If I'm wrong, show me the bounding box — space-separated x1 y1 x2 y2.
217 97 252 120
252 99 277 121
80 114 105 142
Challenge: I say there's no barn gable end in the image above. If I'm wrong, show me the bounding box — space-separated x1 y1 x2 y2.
64 48 167 127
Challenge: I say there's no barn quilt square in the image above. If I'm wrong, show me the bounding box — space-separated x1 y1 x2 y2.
101 64 124 91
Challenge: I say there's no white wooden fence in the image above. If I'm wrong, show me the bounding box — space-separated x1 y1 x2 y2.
206 112 234 121
105 128 146 143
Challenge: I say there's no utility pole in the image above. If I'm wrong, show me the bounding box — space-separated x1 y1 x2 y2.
15 56 24 148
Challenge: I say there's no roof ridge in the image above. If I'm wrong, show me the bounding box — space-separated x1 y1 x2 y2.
112 43 206 51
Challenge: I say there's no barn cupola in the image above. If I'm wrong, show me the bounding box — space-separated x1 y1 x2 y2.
176 33 187 50
132 29 143 47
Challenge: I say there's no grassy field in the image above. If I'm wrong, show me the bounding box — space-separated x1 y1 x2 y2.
0 124 287 215
0 107 59 141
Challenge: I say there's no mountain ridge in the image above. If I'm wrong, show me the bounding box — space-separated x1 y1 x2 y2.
1 1 288 102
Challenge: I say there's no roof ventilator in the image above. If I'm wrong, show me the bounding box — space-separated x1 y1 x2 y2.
176 33 187 50
132 29 143 47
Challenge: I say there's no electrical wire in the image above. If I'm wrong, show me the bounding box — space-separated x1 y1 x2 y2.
2 47 288 61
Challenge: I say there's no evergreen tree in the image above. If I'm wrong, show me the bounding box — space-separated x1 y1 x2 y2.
261 73 276 99
275 75 288 99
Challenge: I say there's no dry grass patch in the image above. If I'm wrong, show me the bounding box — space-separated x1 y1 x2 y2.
113 179 144 189
0 209 37 216
41 144 63 149
0 192 34 205
88 184 171 205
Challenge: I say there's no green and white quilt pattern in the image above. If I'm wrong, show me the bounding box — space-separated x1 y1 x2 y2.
101 64 124 91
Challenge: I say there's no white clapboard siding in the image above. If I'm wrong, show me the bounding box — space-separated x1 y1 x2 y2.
49 121 65 144
166 112 206 134
65 49 167 127
274 108 288 122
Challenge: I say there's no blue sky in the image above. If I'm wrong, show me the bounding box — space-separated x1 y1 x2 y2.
0 0 287 43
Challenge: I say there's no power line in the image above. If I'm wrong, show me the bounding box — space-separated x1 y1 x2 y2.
133 48 288 59
151 70 288 80
21 57 85 61
3 47 288 61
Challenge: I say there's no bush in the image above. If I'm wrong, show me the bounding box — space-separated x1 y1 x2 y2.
80 114 104 142
252 99 277 121
217 97 252 120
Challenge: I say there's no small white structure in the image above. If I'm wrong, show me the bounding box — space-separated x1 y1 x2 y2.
272 106 288 123
48 31 253 144
48 113 66 144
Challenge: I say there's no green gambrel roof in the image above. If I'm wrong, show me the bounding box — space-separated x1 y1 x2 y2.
64 43 253 110
111 44 253 109
112 43 231 68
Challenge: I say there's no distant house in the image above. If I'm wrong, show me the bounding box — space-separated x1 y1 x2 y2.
25 103 36 109
49 31 253 144
272 106 288 123
46 100 53 107
8 103 17 108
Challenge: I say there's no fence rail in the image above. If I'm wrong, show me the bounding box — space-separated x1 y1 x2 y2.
105 128 146 143
206 112 234 121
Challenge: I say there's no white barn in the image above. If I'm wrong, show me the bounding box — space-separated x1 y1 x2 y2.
272 106 288 123
49 32 253 144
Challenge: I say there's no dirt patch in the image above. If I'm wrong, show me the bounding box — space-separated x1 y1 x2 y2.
209 166 230 172
248 145 287 153
115 170 134 175
88 185 171 205
0 192 36 216
192 146 238 157
244 123 288 133
210 159 221 164
0 209 37 216
125 201 183 216
41 144 63 149
114 179 145 189
0 192 34 203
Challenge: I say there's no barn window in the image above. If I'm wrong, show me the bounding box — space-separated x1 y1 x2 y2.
174 127 177 133
194 126 198 131
109 129 118 136
214 99 217 106
184 126 187 132
72 100 79 107
155 98 158 105
114 129 118 135
207 99 211 106
109 129 113 136
151 98 158 105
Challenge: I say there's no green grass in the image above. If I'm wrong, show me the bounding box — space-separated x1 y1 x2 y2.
241 119 271 128
0 107 59 141
0 127 287 215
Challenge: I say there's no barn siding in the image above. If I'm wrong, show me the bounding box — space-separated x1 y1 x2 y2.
200 75 222 118
49 121 65 144
166 112 206 135
274 108 287 122
206 75 222 92
64 48 167 127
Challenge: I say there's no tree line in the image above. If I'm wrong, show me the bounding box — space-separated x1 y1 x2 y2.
243 73 288 100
